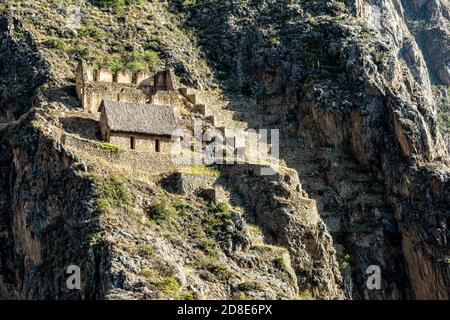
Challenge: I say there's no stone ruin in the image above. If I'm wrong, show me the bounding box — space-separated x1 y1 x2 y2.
75 59 179 113
73 60 274 161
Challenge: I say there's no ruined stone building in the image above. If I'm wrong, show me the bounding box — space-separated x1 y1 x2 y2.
75 60 180 113
73 59 185 152
99 100 179 153
73 60 224 154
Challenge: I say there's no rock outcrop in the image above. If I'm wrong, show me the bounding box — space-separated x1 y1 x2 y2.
175 0 450 299
0 13 50 121
0 114 106 299
0 0 449 300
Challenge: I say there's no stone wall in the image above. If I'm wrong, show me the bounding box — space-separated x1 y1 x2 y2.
83 83 147 113
155 69 177 91
179 88 218 108
62 133 182 174
160 172 218 195
75 60 177 113
149 91 183 110
109 135 131 149
99 108 108 140
116 69 133 84
108 132 177 154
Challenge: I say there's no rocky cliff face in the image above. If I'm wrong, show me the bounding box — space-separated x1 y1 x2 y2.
0 114 106 299
0 14 50 121
0 0 449 300
172 0 449 299
0 107 343 299
400 0 450 86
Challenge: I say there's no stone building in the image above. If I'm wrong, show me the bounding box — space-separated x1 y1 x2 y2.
99 100 179 153
75 60 178 113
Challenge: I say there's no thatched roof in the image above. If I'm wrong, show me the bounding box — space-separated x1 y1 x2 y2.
100 100 178 136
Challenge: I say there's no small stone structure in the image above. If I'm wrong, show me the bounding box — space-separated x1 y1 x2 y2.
73 60 261 159
75 60 178 113
160 172 218 196
99 100 179 153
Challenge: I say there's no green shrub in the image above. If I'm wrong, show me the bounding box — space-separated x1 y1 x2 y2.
124 51 160 72
177 292 194 300
93 51 160 72
125 60 148 72
140 268 158 282
298 289 314 300
95 57 124 72
80 26 107 40
230 293 252 300
92 0 126 10
203 261 232 282
125 0 143 4
273 256 296 286
180 0 198 9
137 244 156 258
202 201 233 234
147 197 177 222
237 281 264 292
198 238 219 257
91 174 133 213
89 233 103 247
97 142 119 153
208 202 231 216
161 276 181 295
332 1 346 12
45 36 68 51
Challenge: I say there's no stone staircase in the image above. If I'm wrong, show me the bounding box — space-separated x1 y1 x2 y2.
179 87 277 164
177 87 389 237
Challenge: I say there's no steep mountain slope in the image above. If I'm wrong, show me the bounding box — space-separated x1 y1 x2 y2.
0 2 343 300
170 0 450 299
0 0 449 300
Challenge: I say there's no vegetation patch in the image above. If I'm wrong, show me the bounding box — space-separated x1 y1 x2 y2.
137 244 156 259
94 51 160 72
273 256 295 286
197 238 220 257
178 165 221 177
336 251 351 273
237 281 264 292
97 142 119 153
247 224 263 234
140 268 159 282
91 0 143 11
44 36 69 51
146 196 178 223
230 292 252 300
202 201 233 236
160 276 181 295
298 289 315 300
177 291 195 300
91 174 133 213
140 266 182 298
89 233 103 248
198 258 233 282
